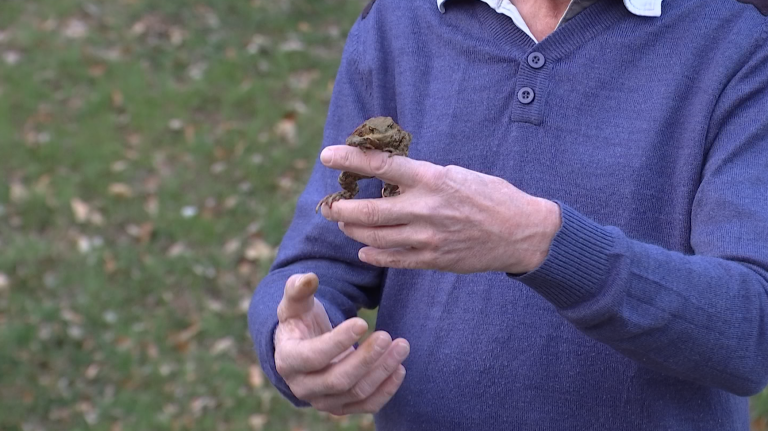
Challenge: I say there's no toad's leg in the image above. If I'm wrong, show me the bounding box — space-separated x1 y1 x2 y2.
381 183 400 198
383 147 408 158
316 171 371 213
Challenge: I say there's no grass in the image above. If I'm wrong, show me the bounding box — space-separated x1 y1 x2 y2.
0 0 375 429
1 0 768 430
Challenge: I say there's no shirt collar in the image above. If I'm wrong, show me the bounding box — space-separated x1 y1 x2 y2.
436 0 662 18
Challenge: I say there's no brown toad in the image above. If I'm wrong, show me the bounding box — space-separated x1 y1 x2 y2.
315 116 412 213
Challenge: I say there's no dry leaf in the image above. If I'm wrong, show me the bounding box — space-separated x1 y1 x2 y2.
248 414 268 431
0 273 9 292
210 337 235 356
88 64 107 77
108 183 134 198
248 365 264 388
85 364 100 380
61 308 84 324
125 222 153 244
169 322 201 347
184 124 196 143
103 252 117 274
189 397 216 417
168 119 184 131
223 238 241 255
111 89 124 108
244 239 274 262
144 195 159 217
71 198 91 223
166 242 187 257
3 50 21 66
274 114 297 145
10 180 29 203
62 19 89 39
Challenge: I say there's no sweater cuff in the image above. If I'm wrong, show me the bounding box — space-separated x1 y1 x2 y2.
511 203 616 309
254 296 347 408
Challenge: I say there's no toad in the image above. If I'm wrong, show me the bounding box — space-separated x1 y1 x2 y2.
315 116 412 213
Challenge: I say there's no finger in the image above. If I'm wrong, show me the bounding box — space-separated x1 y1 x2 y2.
293 331 393 400
277 273 319 322
320 145 438 189
358 247 433 270
277 317 368 375
341 365 407 415
339 223 430 250
321 196 412 227
309 338 410 408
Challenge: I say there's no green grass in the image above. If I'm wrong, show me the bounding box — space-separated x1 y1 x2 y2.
2 1 768 430
0 0 375 429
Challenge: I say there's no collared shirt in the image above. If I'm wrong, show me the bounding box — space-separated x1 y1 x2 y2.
437 0 662 42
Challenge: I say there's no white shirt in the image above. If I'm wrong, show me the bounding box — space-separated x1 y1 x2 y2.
436 0 663 43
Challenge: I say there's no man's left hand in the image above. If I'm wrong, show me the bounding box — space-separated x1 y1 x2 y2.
319 145 562 274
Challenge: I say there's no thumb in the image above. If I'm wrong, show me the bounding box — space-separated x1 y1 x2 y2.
277 273 319 322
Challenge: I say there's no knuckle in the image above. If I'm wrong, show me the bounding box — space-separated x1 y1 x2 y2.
326 374 353 393
349 382 371 401
360 201 380 225
275 356 290 377
369 153 392 176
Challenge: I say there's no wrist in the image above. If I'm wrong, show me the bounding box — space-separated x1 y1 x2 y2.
515 198 562 274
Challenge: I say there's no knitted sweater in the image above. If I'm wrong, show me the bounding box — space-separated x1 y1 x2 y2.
249 0 768 429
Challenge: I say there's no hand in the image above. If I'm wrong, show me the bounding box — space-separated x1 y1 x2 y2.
320 146 562 274
274 273 410 415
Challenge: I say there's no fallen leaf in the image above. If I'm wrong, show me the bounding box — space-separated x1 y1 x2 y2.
125 222 153 244
166 242 187 257
248 414 268 430
168 119 184 131
189 397 216 417
61 308 84 324
0 273 9 292
244 239 274 262
10 180 29 203
111 160 128 172
248 365 264 388
274 114 297 145
62 19 89 39
210 337 235 356
103 252 117 274
3 50 21 66
108 183 134 198
180 206 197 218
223 238 241 255
71 198 91 223
111 89 124 108
85 364 100 380
88 64 107 77
169 322 201 348
144 195 159 216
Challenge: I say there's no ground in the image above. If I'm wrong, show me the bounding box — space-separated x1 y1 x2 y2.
0 0 767 430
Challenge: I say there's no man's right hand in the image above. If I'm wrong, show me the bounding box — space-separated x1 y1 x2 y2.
274 273 410 416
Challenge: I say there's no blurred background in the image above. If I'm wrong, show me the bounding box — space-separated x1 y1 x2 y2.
0 0 767 430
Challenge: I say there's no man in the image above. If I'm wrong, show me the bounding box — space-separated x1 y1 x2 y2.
248 0 768 429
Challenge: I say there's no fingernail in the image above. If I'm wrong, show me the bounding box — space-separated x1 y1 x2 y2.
352 322 367 337
395 367 406 383
374 335 390 352
394 342 410 360
320 148 333 165
338 222 345 231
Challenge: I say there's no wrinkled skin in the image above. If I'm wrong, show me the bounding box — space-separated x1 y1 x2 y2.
316 117 411 213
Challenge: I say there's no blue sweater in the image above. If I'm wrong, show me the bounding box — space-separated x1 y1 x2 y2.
248 0 768 429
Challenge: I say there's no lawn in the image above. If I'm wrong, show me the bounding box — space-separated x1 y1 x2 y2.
1 0 767 430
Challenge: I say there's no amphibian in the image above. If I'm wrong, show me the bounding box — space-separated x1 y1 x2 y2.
316 116 412 213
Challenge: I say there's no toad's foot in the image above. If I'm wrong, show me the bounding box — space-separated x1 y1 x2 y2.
383 148 407 158
382 183 400 198
316 190 356 213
